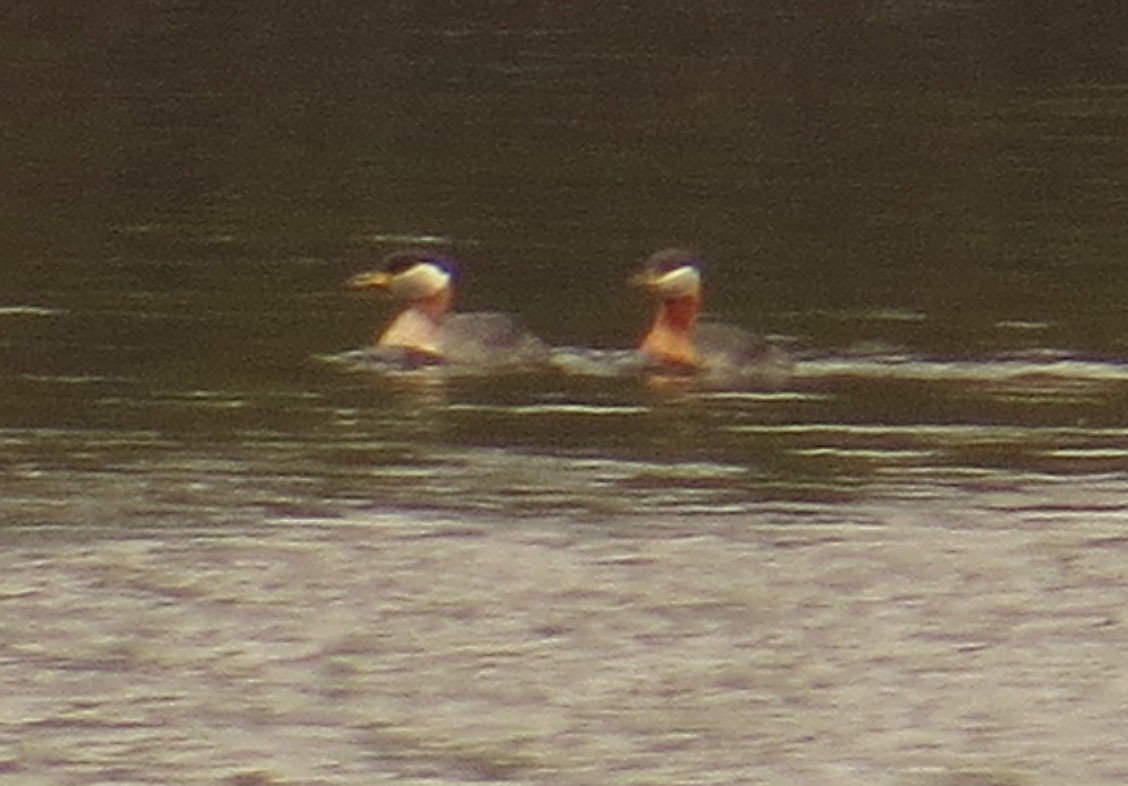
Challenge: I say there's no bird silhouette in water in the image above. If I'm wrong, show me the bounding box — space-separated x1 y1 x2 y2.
347 249 547 370
629 248 790 385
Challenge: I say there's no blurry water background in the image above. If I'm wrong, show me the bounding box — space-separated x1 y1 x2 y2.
4 2 1128 784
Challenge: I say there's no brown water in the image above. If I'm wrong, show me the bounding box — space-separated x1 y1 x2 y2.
4 2 1128 784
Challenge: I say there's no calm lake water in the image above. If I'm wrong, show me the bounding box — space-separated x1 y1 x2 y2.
4 3 1128 784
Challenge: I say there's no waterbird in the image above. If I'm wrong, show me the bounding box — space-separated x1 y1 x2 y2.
629 248 790 383
347 249 548 369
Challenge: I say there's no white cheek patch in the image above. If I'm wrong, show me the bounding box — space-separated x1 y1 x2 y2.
655 265 701 298
392 263 452 299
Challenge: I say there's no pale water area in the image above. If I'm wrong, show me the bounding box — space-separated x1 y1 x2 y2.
4 2 1128 784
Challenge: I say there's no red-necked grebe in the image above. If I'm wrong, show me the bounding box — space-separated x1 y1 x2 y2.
347 249 548 369
630 248 790 383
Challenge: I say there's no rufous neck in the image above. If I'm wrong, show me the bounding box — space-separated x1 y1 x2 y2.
639 294 700 366
375 287 453 356
413 287 453 319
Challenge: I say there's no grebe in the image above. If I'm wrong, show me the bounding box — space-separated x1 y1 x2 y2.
347 249 548 370
630 248 790 383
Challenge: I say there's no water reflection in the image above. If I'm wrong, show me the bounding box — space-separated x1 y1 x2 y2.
6 347 1128 532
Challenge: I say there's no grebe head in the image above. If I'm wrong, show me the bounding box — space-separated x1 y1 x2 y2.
348 249 457 301
628 248 703 300
348 249 459 356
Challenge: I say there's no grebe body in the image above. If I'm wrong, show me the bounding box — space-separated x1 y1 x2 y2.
346 250 547 371
630 249 789 384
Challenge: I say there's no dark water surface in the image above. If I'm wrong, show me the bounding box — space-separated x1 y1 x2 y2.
4 3 1128 784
